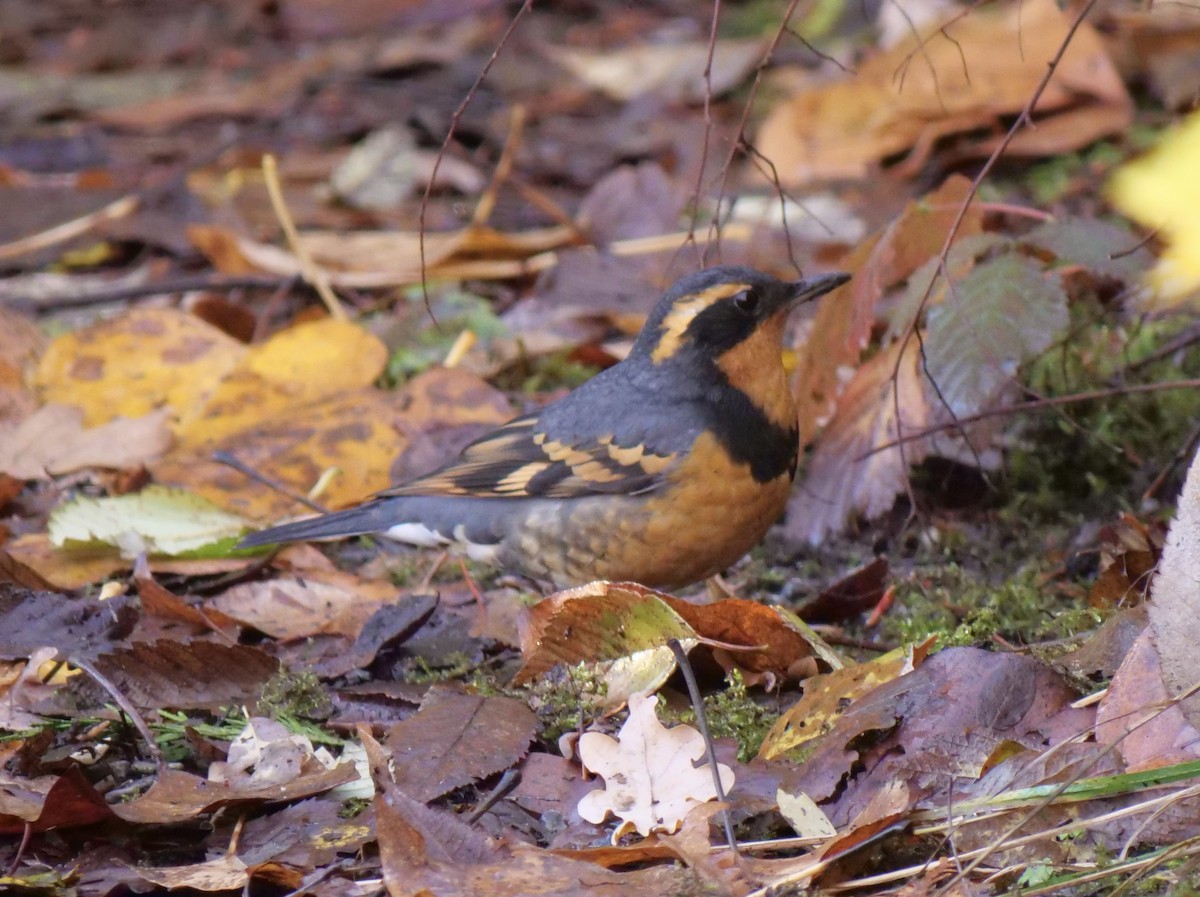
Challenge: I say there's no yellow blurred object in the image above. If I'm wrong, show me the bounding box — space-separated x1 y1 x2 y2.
1108 111 1200 305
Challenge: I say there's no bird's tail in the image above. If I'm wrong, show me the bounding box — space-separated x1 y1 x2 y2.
237 502 400 548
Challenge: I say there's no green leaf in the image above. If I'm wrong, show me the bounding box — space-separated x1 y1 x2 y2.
924 253 1069 417
49 485 252 558
1023 217 1151 283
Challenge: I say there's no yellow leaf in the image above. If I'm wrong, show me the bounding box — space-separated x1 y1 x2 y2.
34 308 245 427
1108 110 1200 304
174 317 387 445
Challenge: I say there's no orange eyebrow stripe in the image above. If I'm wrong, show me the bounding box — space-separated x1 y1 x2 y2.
650 282 749 364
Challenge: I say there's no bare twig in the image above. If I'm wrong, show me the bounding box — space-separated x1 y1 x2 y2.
6 274 300 314
213 451 329 514
419 0 535 311
863 378 1200 458
668 638 739 859
261 154 346 319
70 655 162 766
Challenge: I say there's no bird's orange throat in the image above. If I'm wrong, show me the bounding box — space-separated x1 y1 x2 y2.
713 312 797 432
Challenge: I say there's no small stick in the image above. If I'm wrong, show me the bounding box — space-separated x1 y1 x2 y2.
466 768 520 824
261 153 346 320
213 451 328 514
668 638 739 859
70 655 162 765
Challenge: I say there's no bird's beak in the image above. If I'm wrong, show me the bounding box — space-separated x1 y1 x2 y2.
789 272 851 305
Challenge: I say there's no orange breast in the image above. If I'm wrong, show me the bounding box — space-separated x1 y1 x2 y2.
513 431 792 589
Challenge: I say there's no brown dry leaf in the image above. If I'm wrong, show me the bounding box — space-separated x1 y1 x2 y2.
34 307 246 428
1110 9 1200 112
790 338 930 545
383 689 538 802
1098 627 1200 771
0 305 44 427
370 738 688 897
545 37 767 103
792 175 982 444
0 305 46 377
660 595 819 686
221 798 374 883
0 550 58 591
0 404 173 479
1089 514 1163 608
514 581 699 705
797 556 889 623
758 0 1131 186
0 766 115 835
112 761 357 826
88 641 281 711
91 49 342 131
0 586 140 664
0 647 62 730
134 564 241 641
577 690 735 837
780 647 1093 828
193 221 577 288
758 639 932 761
117 853 248 893
210 569 404 641
509 752 592 820
172 317 387 446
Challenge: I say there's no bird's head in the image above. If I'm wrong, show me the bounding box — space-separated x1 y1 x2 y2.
633 265 850 372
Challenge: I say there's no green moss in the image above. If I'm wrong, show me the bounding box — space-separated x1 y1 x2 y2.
1006 313 1200 523
679 670 776 762
883 564 1102 648
518 663 608 743
490 350 601 395
258 668 333 720
1019 131 1163 204
382 288 507 385
404 651 477 684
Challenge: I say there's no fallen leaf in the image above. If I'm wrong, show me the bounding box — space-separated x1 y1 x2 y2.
117 853 248 893
34 307 245 428
514 581 699 707
383 689 538 802
546 38 767 104
777 788 837 839
48 485 251 558
87 641 281 711
193 221 577 288
758 0 1131 185
792 175 983 445
3 533 250 590
577 689 735 837
172 316 388 446
209 717 329 789
776 647 1093 828
759 640 932 761
1096 628 1200 771
112 763 358 825
210 569 406 640
1108 108 1200 304
0 404 173 479
789 338 929 545
0 765 115 835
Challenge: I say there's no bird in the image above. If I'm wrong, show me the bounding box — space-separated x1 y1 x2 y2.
239 265 849 590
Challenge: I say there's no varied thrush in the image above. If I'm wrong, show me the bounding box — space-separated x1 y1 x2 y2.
239 266 849 589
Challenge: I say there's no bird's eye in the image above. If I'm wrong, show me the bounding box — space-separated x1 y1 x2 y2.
733 288 760 314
